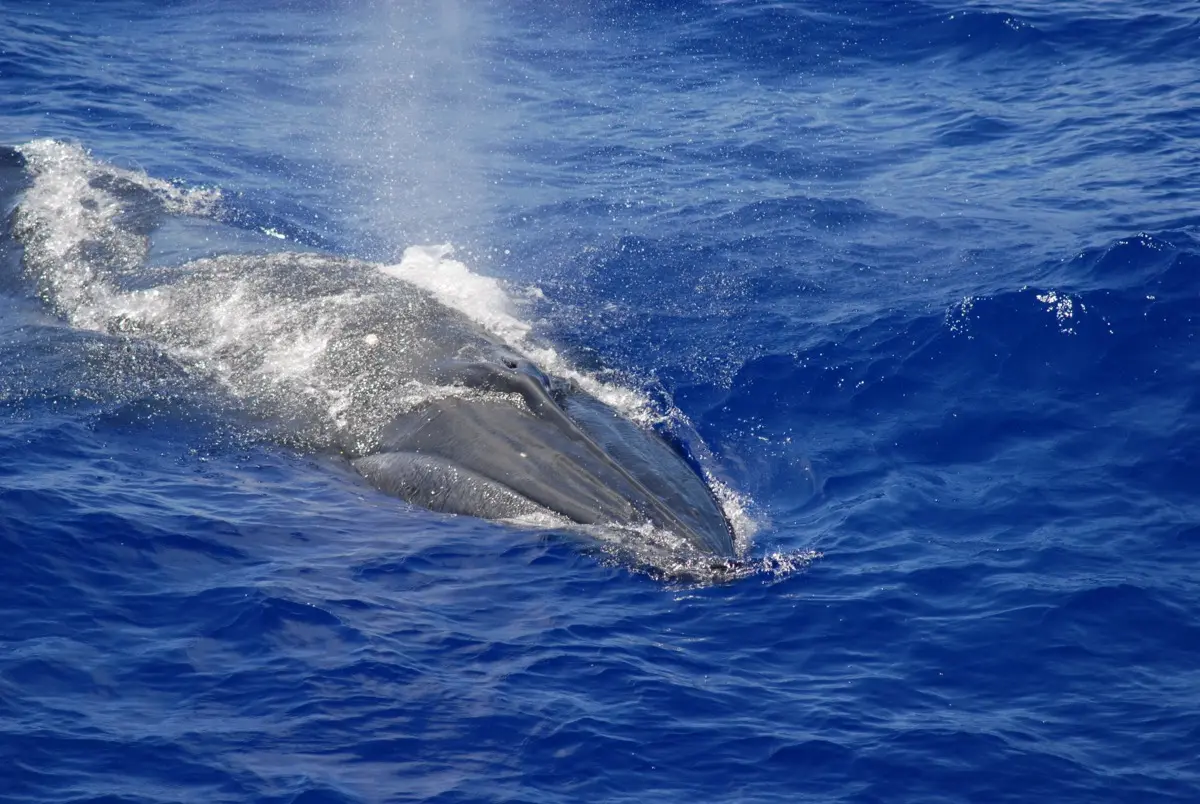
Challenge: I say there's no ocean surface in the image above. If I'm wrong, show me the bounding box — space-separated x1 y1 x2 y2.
2 1 1198 801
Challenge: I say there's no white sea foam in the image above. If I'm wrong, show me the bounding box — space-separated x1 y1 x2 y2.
380 244 533 346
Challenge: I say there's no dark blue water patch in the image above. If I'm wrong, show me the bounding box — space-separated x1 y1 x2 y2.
933 113 1020 148
718 195 880 233
1046 7 1200 64
687 141 875 185
208 186 348 254
5 732 256 802
506 191 953 391
0 146 31 220
658 0 1054 75
923 7 1050 60
1044 230 1200 298
513 233 757 381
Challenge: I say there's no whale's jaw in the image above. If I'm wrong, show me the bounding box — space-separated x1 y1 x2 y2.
354 358 736 558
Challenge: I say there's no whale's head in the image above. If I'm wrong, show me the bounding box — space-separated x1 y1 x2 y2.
352 353 737 559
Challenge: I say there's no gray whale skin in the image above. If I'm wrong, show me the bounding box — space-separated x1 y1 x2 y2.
353 353 736 558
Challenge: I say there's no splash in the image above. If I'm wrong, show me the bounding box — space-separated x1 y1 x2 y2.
14 139 220 326
1034 289 1084 334
584 517 819 585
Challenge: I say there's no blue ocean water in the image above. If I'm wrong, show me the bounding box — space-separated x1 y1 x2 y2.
2 0 1198 801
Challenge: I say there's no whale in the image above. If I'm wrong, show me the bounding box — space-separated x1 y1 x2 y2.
3 141 737 561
